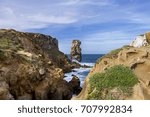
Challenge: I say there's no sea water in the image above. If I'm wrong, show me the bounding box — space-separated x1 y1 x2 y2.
64 54 104 87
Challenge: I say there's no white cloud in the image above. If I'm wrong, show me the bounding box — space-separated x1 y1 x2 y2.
0 0 114 30
0 5 78 30
59 0 111 6
0 0 150 31
27 14 77 24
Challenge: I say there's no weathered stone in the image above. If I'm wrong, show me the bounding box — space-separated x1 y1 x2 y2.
69 75 82 95
130 33 150 47
146 32 150 44
0 29 73 100
70 40 82 62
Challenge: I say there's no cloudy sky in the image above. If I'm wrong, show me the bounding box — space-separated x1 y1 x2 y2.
1 0 150 54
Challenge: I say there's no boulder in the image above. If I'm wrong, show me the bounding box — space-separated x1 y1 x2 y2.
130 32 150 47
69 75 82 95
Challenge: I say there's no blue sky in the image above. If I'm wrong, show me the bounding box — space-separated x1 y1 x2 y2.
0 0 150 54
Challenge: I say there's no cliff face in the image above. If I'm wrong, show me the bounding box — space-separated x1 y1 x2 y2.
0 29 73 100
75 34 150 100
0 29 72 72
70 40 82 62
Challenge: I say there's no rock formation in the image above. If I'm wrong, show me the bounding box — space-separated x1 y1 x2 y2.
0 29 79 100
70 40 82 62
74 33 150 100
69 75 82 95
130 32 150 47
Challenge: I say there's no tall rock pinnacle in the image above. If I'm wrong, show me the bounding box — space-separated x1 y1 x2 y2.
70 40 82 62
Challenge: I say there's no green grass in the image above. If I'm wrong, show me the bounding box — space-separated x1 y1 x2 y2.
0 39 13 49
88 65 138 100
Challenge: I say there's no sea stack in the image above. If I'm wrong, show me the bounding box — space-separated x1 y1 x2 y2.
70 40 82 62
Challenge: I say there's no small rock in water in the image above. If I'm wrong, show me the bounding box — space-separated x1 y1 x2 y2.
69 75 82 95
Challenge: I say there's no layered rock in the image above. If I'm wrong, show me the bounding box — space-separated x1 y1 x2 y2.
0 29 73 100
70 40 82 62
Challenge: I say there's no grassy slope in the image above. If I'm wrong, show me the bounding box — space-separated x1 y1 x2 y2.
88 65 138 100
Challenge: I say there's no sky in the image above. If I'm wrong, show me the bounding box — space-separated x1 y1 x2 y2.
0 0 150 54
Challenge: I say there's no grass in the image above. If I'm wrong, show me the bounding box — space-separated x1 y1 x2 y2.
88 65 138 100
0 39 13 49
0 38 22 50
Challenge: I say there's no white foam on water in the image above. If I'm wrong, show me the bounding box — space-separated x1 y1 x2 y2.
64 62 94 87
80 62 95 67
72 59 95 67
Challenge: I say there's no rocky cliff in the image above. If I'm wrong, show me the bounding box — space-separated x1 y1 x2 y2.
70 40 82 62
74 33 150 100
0 29 78 100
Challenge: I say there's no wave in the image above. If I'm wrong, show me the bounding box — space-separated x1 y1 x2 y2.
80 62 95 67
64 62 94 87
72 59 95 67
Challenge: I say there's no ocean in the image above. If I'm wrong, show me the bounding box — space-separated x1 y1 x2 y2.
64 54 104 87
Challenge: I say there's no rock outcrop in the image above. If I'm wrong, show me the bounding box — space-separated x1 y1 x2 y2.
74 33 150 100
130 32 150 47
70 40 82 62
69 75 82 95
0 29 74 100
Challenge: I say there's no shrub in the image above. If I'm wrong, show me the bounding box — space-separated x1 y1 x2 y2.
88 65 138 100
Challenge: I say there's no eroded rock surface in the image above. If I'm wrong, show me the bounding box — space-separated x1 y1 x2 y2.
0 29 73 100
74 45 150 100
70 40 82 62
130 32 150 47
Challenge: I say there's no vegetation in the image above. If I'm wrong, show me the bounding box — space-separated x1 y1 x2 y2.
0 38 22 50
96 45 131 64
0 39 13 49
88 65 138 100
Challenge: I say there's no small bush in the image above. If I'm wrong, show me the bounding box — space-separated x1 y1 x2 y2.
88 65 138 100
